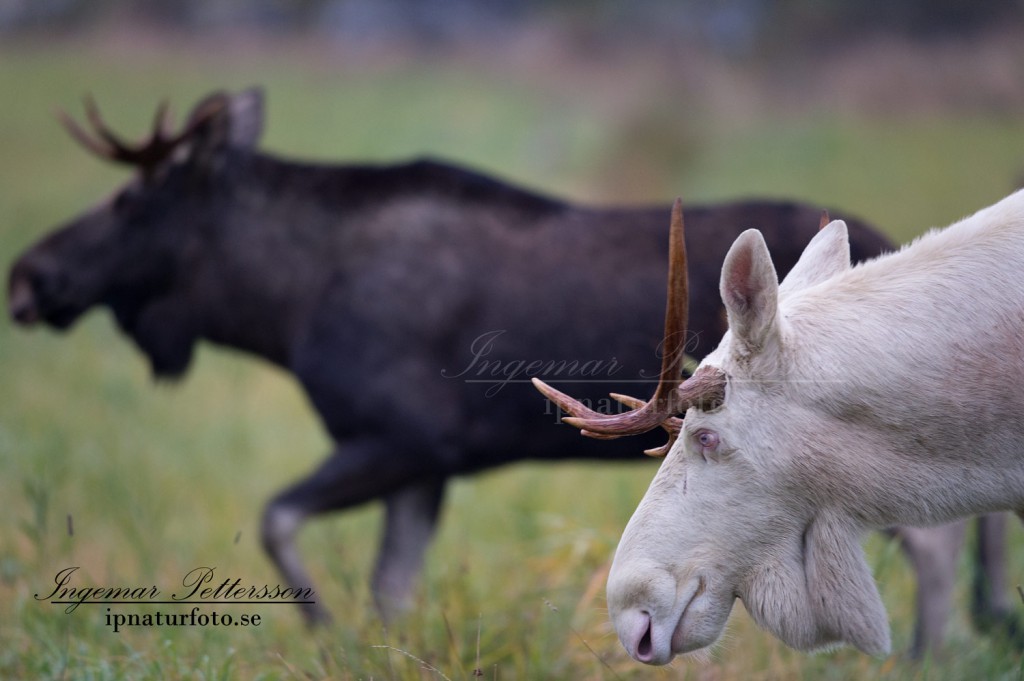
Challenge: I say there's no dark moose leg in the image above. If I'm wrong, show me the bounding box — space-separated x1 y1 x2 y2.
260 440 444 625
893 521 966 658
972 513 1021 642
372 480 446 619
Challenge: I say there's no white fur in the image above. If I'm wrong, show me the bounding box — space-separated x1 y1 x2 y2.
607 189 1024 664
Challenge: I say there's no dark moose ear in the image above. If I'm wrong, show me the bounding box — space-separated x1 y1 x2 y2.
183 87 265 167
225 87 264 148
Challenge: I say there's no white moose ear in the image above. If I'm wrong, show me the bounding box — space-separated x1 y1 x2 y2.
720 229 779 357
778 219 851 296
803 512 891 656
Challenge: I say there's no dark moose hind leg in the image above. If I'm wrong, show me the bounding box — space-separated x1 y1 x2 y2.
892 521 966 658
372 481 446 618
895 514 1021 658
972 513 1022 643
260 440 445 625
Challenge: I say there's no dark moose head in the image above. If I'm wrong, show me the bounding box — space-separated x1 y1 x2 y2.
8 88 264 377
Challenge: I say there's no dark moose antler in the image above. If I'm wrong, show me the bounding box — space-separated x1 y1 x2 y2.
532 198 727 457
58 94 226 173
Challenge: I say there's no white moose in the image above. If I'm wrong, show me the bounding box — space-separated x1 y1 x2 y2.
534 191 1024 664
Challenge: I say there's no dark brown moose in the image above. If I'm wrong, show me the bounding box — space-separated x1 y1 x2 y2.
7 88 1011 654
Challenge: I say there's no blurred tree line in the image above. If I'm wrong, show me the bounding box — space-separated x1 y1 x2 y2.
2 0 1021 50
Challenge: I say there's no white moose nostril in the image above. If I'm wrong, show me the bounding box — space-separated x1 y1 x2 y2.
636 613 654 662
618 609 655 663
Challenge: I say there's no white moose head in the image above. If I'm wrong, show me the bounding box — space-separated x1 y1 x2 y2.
535 192 1024 664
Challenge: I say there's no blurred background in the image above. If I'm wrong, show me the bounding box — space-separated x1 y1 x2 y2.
3 2 1024 679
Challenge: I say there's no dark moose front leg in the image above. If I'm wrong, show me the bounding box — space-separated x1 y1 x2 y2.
260 439 445 625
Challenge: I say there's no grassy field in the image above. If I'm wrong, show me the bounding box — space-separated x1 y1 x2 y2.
3 30 1024 680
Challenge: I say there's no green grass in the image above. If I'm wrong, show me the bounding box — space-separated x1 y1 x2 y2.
2 31 1024 680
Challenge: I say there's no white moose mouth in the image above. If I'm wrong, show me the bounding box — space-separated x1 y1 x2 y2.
619 575 717 665
669 576 710 656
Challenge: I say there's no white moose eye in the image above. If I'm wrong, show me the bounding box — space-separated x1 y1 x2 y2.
693 428 720 461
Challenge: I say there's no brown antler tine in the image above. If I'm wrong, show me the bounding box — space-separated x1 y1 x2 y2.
642 429 679 458
819 209 831 231
610 393 682 457
654 197 689 402
613 397 682 457
531 377 608 423
152 99 173 141
82 94 136 159
608 393 645 409
57 108 116 159
531 376 626 440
